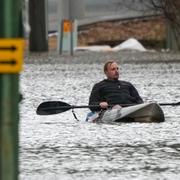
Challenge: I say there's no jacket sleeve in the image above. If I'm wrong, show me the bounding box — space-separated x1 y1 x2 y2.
88 83 102 111
129 83 143 103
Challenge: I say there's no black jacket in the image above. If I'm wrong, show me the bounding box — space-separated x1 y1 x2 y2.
89 79 143 111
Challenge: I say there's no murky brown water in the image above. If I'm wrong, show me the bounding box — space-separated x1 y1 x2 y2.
19 58 180 180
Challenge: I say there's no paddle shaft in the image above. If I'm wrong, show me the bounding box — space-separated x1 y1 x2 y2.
36 101 133 115
48 105 100 110
159 102 180 106
43 104 134 110
40 103 179 110
70 102 180 108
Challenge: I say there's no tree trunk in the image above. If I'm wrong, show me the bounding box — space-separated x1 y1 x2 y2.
29 0 48 52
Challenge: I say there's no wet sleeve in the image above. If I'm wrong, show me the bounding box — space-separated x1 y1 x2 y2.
129 84 143 103
88 84 102 111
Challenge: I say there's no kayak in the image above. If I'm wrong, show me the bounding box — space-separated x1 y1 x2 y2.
36 101 167 123
87 103 165 123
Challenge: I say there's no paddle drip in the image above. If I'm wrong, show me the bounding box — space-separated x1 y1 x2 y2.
72 109 80 121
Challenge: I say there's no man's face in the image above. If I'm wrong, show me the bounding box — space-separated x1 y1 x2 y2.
105 62 119 80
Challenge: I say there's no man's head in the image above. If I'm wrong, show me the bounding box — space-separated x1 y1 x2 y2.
104 60 119 80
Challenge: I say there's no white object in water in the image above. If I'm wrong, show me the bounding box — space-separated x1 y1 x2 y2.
112 38 147 52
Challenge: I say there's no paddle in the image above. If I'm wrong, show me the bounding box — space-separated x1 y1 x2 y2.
36 101 101 115
36 101 130 115
36 101 180 115
159 102 180 106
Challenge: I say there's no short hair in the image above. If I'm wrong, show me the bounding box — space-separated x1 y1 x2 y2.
103 60 116 73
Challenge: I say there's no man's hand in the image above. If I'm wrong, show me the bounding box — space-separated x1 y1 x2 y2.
100 102 108 109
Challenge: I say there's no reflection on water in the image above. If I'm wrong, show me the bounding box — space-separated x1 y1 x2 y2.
20 61 180 180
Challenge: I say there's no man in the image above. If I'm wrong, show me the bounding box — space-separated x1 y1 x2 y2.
89 60 143 112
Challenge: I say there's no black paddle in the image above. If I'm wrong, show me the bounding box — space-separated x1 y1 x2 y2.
159 102 180 106
36 101 180 115
36 101 101 115
36 101 130 115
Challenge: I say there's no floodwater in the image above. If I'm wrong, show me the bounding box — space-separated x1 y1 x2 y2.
20 54 180 180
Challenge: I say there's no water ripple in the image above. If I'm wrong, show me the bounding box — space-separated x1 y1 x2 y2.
20 62 180 180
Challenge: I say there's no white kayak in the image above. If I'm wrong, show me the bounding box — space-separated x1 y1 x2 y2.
87 103 165 123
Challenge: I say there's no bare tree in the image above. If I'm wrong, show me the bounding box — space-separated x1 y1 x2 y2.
111 0 158 13
148 0 180 50
111 0 180 50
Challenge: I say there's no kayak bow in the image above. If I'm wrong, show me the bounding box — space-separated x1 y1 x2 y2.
98 103 165 123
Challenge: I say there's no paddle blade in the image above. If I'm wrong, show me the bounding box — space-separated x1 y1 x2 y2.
36 101 72 115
